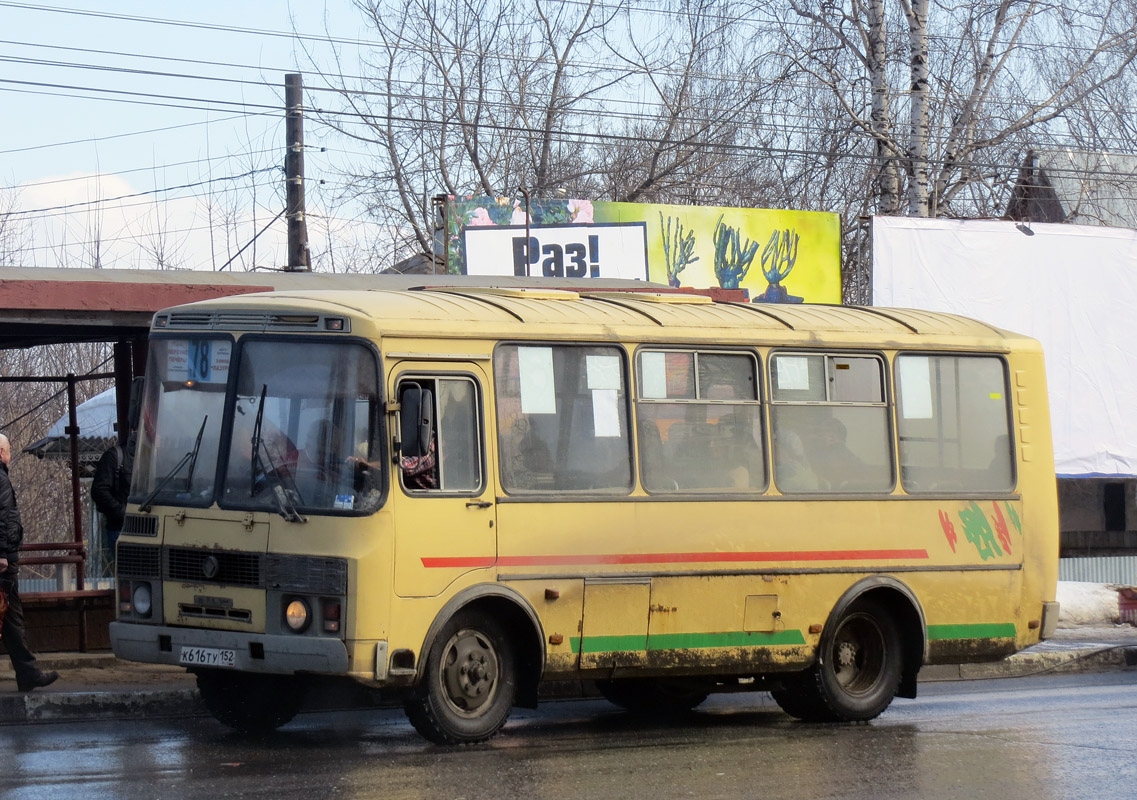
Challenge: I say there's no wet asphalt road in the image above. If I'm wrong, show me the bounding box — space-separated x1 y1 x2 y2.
2 672 1134 800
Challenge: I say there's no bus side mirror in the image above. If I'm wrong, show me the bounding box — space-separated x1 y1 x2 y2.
399 384 434 458
128 376 145 431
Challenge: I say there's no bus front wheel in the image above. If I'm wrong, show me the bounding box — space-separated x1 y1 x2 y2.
773 599 902 722
404 610 517 744
196 670 306 734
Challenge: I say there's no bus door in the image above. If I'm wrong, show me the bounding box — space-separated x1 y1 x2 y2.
390 365 496 598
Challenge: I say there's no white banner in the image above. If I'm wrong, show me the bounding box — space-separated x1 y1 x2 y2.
873 215 1137 477
462 222 649 280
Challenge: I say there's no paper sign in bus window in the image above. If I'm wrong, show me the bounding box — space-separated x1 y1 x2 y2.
586 354 621 391
640 352 667 399
592 388 621 437
166 341 190 383
519 346 557 414
776 356 810 392
898 356 934 419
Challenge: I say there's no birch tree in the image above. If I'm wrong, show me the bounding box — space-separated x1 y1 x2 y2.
777 0 1137 217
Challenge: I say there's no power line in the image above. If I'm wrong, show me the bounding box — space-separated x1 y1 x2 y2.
5 166 282 217
0 112 266 156
13 148 278 190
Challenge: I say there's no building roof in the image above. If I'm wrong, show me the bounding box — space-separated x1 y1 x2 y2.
23 386 119 466
1006 149 1137 227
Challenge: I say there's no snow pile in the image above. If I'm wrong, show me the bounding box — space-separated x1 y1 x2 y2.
1056 581 1122 628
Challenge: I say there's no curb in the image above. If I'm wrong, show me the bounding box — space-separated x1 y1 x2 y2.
919 643 1137 682
0 652 121 674
0 688 203 725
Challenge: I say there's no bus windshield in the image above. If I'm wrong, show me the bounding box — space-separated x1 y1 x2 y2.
132 337 385 515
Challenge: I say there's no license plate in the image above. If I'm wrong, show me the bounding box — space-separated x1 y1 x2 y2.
179 646 237 668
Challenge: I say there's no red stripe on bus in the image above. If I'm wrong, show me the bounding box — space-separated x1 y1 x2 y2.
421 549 929 568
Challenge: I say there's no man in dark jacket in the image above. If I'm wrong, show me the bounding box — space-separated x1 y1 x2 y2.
0 433 60 692
91 433 134 566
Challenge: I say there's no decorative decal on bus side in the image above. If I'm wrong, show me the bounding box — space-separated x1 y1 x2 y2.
939 501 1023 560
939 510 959 553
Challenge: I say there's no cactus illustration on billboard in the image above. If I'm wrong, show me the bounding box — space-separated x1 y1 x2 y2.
753 228 803 303
712 214 759 289
660 213 699 288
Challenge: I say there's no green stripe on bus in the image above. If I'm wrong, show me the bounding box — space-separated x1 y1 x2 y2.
569 630 806 654
926 623 1017 640
648 630 807 649
574 635 648 654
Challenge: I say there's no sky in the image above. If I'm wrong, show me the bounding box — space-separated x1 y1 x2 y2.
1 0 377 272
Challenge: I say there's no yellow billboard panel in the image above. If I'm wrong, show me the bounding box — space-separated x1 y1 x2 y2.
442 196 841 303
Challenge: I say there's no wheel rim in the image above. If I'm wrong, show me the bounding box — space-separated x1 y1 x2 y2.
830 612 886 696
437 627 500 718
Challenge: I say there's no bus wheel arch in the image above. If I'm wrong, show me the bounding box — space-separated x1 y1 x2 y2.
828 577 926 700
773 577 925 721
415 585 545 709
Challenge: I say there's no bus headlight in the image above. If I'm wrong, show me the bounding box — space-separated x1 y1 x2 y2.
132 583 152 617
284 598 310 632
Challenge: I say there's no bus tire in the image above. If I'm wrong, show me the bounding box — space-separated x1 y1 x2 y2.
595 678 709 714
783 599 903 722
196 670 306 734
404 610 517 744
770 679 825 721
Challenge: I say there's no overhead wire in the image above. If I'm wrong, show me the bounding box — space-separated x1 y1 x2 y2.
4 167 282 218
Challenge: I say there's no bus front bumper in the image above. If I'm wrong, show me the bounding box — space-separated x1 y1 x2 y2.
109 621 350 675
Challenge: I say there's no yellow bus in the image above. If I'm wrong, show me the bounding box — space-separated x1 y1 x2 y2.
110 286 1059 743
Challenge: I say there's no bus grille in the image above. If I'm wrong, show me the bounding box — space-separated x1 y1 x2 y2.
117 543 162 579
165 547 262 587
163 311 325 331
121 513 158 537
265 554 348 594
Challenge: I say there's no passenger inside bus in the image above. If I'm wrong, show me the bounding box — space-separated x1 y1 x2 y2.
809 417 865 489
773 427 818 492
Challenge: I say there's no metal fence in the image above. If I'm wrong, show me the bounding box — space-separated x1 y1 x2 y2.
21 576 116 594
1059 556 1137 585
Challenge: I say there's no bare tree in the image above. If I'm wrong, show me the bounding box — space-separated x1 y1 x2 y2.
779 0 1137 218
0 188 33 266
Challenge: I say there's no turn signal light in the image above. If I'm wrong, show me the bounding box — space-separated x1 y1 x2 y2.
323 601 341 633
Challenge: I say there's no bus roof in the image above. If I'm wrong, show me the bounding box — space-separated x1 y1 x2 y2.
155 287 1036 351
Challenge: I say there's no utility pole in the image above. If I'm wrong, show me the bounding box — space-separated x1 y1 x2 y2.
285 73 311 271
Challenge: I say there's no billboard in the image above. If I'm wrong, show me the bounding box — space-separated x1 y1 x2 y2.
438 196 841 302
872 215 1137 477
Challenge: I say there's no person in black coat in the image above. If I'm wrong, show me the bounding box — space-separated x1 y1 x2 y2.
91 433 134 564
0 432 60 692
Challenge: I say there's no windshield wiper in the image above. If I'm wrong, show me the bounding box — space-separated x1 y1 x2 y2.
139 415 208 513
250 384 267 497
248 384 306 523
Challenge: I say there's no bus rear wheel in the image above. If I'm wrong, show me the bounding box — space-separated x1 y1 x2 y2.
773 599 902 722
196 670 306 734
404 610 517 744
595 678 709 714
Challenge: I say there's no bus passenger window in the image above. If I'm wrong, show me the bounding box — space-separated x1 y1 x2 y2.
770 353 892 493
636 350 764 493
896 354 1013 492
495 345 633 493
